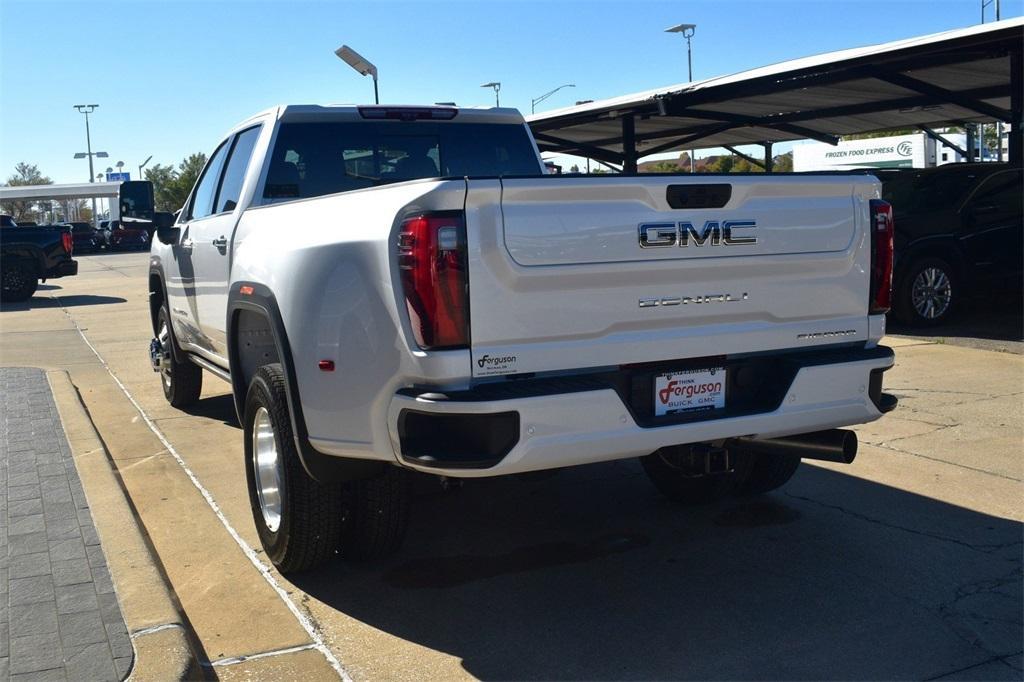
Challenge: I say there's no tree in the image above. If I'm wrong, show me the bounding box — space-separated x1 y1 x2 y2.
773 152 794 172
144 152 207 212
145 164 179 213
1 162 52 220
705 155 735 174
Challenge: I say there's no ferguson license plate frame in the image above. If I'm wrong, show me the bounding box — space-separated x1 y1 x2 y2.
653 367 727 417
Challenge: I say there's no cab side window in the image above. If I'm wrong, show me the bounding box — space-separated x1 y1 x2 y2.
968 170 1022 212
215 126 261 214
188 141 231 221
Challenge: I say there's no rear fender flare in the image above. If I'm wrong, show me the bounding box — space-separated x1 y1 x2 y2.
227 282 385 483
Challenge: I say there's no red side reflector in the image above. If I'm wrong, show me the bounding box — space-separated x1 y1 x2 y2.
318 360 335 372
239 285 254 295
397 212 469 349
869 199 894 315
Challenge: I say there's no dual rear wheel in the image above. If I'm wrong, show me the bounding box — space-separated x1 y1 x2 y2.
156 306 409 574
243 364 409 573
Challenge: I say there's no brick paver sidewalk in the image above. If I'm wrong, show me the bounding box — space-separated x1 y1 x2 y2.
1 367 132 681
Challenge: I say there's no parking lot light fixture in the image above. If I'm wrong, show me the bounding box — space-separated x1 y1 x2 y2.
665 23 697 82
139 155 153 180
531 84 576 114
481 82 501 107
335 45 379 104
73 104 105 227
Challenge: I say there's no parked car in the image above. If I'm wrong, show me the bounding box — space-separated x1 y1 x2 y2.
68 221 101 253
1 214 78 301
882 163 1023 326
144 104 897 574
100 219 150 250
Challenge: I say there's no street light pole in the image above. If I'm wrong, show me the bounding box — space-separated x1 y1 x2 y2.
335 45 379 104
664 23 697 82
480 82 501 107
73 104 103 227
531 83 576 114
665 24 698 171
138 155 153 180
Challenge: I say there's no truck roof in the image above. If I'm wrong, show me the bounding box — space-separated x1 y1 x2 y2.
235 104 526 128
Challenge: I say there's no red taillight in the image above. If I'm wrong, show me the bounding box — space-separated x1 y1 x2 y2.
61 230 73 255
869 199 894 315
398 212 469 349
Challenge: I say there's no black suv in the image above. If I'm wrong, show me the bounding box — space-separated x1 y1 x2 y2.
882 163 1022 326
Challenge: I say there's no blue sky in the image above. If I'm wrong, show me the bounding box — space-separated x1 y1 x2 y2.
1 0 1021 183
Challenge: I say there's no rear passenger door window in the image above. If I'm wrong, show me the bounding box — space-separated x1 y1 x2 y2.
215 126 261 214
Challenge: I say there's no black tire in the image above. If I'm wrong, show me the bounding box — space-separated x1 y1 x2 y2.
156 306 202 407
243 364 410 573
338 466 410 560
893 256 958 327
640 446 746 505
736 452 801 496
1 260 39 303
245 364 342 573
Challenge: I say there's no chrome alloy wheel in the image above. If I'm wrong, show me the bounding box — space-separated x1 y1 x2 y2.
911 267 953 320
252 406 284 533
157 320 173 391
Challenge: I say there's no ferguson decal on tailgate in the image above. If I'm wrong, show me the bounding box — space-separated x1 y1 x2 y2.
475 353 518 376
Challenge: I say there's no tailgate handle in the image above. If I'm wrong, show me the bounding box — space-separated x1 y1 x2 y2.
666 184 732 209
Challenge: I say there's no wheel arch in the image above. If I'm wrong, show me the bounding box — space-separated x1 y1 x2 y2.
228 282 385 484
148 267 164 335
894 237 966 290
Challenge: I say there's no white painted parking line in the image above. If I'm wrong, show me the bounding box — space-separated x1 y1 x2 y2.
54 295 351 681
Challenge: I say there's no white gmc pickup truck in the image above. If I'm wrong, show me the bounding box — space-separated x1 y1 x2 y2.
146 104 897 573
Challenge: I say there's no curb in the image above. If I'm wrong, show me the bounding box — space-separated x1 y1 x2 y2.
47 370 202 681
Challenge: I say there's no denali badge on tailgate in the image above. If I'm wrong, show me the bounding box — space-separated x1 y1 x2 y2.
640 293 749 307
639 220 757 248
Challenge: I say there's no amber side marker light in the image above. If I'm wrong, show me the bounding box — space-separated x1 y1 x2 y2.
239 285 254 295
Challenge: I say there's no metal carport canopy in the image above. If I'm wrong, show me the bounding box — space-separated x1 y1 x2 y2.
527 17 1023 171
0 182 122 201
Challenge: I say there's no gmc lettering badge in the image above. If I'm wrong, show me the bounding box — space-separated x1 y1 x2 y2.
639 220 757 248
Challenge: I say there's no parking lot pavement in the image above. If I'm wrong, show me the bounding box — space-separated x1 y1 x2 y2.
888 298 1023 355
1 367 132 681
1 251 1021 680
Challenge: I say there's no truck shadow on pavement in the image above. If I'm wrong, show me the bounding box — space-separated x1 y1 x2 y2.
180 394 238 427
887 297 1023 347
293 462 1022 680
1 294 127 310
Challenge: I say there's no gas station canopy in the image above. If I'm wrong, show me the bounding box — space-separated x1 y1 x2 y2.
527 18 1023 172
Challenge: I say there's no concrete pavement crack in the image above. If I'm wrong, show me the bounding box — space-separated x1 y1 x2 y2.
924 651 1024 680
784 492 1023 554
868 440 1022 482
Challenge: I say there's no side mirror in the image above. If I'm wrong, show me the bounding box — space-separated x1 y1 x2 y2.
154 212 179 245
119 181 155 221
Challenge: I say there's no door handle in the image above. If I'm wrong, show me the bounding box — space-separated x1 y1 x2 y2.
212 236 228 250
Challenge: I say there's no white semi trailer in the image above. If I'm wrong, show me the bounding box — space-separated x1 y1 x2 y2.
793 132 968 172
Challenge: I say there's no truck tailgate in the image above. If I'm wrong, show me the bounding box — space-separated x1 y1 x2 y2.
464 175 880 378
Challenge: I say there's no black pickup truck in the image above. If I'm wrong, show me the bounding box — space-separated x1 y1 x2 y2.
1 214 79 302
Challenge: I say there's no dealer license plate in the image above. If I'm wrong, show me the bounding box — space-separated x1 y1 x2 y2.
654 367 726 417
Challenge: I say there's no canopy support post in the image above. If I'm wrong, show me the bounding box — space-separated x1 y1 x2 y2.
1010 47 1022 163
622 115 638 175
